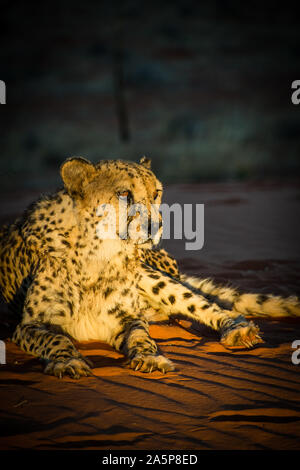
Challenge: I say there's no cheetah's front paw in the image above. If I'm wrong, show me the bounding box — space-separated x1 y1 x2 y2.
220 321 264 349
44 356 93 379
129 354 175 374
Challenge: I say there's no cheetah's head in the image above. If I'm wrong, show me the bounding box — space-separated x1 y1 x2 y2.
60 156 163 249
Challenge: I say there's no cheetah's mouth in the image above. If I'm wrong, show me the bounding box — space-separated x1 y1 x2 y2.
134 224 162 247
118 224 162 247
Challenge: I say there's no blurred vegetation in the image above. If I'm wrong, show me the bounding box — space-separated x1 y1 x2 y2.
1 0 300 191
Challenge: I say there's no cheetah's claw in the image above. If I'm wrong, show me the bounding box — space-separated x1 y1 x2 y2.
128 354 175 374
220 321 264 349
44 356 93 379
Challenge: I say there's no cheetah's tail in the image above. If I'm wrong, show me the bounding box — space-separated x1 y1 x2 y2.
180 274 300 318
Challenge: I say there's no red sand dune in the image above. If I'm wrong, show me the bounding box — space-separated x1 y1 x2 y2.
0 182 300 450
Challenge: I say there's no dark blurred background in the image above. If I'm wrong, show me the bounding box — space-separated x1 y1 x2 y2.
1 0 300 192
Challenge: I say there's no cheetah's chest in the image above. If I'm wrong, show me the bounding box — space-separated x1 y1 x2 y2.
65 277 144 343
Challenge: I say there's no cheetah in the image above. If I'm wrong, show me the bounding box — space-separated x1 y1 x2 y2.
0 156 299 378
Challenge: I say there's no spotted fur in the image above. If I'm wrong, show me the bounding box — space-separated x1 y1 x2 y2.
0 157 299 378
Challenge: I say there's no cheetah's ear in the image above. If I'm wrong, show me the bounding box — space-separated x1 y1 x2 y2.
139 156 152 169
60 157 96 198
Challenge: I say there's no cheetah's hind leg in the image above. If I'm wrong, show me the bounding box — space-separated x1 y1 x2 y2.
12 322 94 379
44 356 93 379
